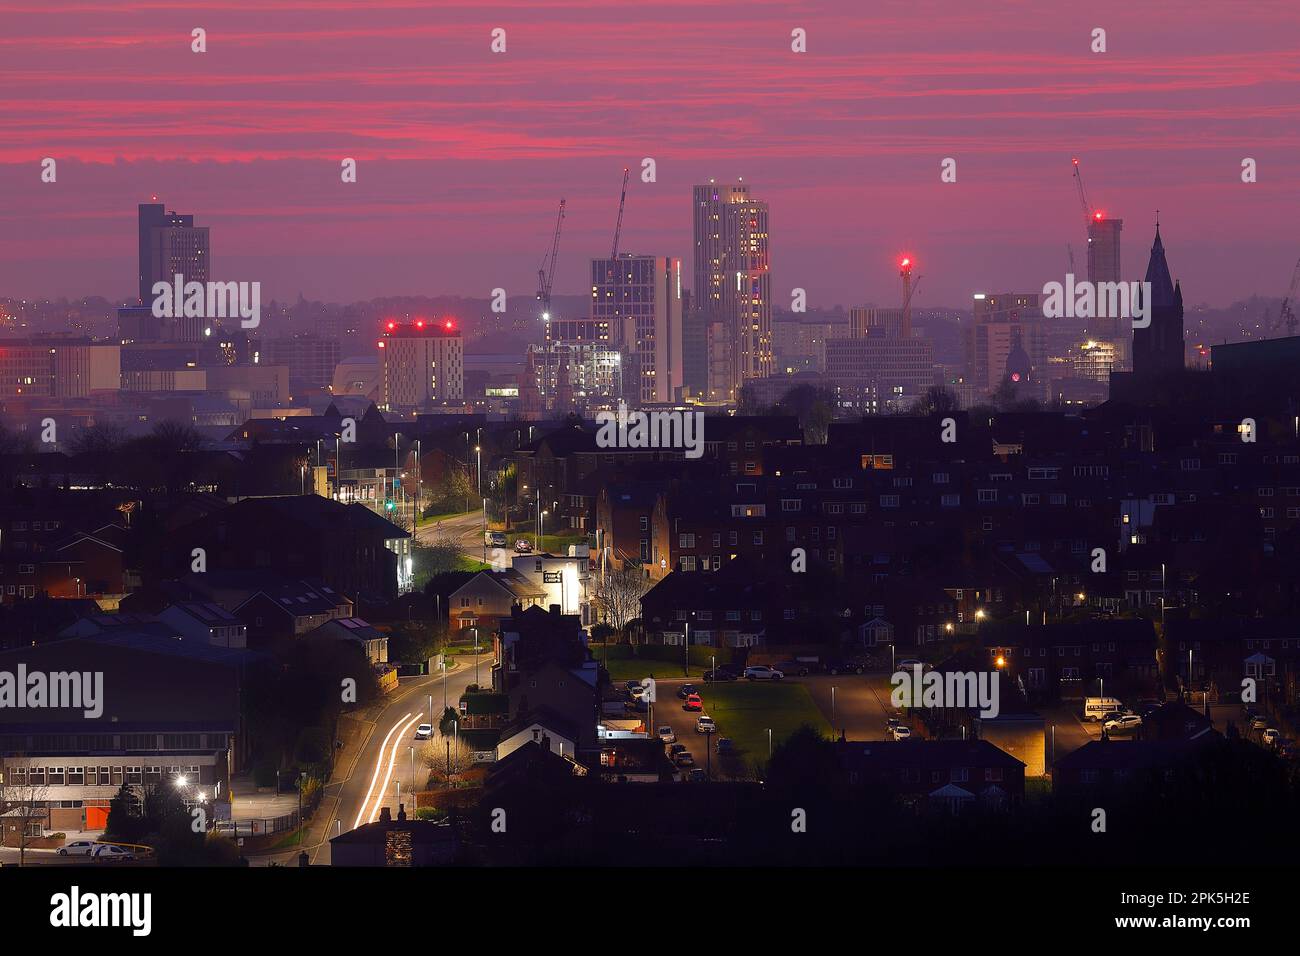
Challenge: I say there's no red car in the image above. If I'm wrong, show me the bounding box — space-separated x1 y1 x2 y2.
683 693 703 711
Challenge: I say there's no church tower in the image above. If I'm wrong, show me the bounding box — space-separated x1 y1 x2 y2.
1132 222 1185 377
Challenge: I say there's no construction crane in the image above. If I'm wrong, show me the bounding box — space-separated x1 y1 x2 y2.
1071 157 1096 229
1274 256 1300 336
536 198 566 320
610 167 629 260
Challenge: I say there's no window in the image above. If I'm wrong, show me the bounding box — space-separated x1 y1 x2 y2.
977 489 997 503
48 767 65 786
679 533 696 548
781 499 802 512
66 767 84 786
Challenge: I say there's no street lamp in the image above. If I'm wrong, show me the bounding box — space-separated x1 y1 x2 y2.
475 445 482 496
767 728 773 757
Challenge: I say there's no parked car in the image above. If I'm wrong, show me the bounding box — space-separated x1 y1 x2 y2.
895 658 925 672
889 724 913 741
58 840 99 857
630 684 647 700
774 659 813 676
93 844 136 863
1103 714 1143 736
824 656 868 675
1262 728 1282 748
885 717 901 734
414 723 433 740
683 693 703 712
514 539 533 553
668 743 687 758
687 768 707 782
1136 699 1163 718
677 683 698 699
703 668 737 682
625 679 642 691
1250 716 1270 731
696 715 716 734
673 751 695 768
744 665 784 681
657 725 676 744
716 737 735 756
485 531 508 547
1098 711 1125 727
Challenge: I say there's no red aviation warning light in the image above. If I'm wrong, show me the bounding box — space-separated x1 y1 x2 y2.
1094 211 1104 221
444 319 454 330
415 319 425 329
385 321 396 331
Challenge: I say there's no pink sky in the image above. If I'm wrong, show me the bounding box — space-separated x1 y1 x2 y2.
2 0 1299 308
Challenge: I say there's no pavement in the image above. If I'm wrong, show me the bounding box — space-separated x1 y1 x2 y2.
414 511 510 569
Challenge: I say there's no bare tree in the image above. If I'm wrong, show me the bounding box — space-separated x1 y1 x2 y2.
593 563 648 638
0 760 51 867
421 737 474 788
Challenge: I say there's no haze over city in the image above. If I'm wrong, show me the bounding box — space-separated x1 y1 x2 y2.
3 0 1300 307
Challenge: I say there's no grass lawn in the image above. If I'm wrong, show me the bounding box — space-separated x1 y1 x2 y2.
696 681 833 767
602 656 708 682
419 509 474 526
452 555 492 572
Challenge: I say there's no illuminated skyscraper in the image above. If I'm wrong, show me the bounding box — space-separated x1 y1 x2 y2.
692 182 771 401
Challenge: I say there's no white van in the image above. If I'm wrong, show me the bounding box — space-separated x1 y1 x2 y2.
1083 697 1125 721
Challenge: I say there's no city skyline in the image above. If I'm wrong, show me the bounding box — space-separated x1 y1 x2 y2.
2 1 1299 308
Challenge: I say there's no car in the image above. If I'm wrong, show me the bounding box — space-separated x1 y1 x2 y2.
513 539 533 553
895 658 925 672
683 693 703 712
716 737 735 756
485 531 508 547
1262 728 1282 747
774 659 813 676
824 656 868 675
1103 714 1143 736
93 844 136 862
1136 700 1163 718
743 665 784 681
1250 716 1270 731
673 751 695 768
695 715 716 734
686 767 707 782
889 724 912 741
668 743 687 758
1098 711 1125 727
414 723 433 740
885 717 902 734
702 668 737 682
629 684 647 700
58 840 99 857
625 679 642 691
677 683 698 699
657 725 676 744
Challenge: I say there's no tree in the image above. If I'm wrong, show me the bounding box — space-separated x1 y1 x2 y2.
422 736 474 789
909 385 959 416
592 564 647 637
412 529 464 583
438 706 459 736
0 761 50 866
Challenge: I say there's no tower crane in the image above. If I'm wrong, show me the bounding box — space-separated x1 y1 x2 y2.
1071 157 1096 230
1274 256 1300 336
536 198 566 320
610 167 629 260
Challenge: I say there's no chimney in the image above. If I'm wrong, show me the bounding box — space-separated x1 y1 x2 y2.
379 806 392 822
549 604 561 616
397 803 407 821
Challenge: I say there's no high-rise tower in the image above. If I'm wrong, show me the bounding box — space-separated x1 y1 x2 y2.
692 182 771 401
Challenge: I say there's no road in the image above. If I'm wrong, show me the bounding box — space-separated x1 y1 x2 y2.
415 511 510 569
306 662 480 865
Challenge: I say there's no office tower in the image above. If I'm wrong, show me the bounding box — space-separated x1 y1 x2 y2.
824 336 936 412
850 307 906 340
692 182 772 400
590 254 683 405
270 334 342 390
378 319 464 409
1132 224 1185 377
965 292 1048 395
0 340 120 398
138 202 209 304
